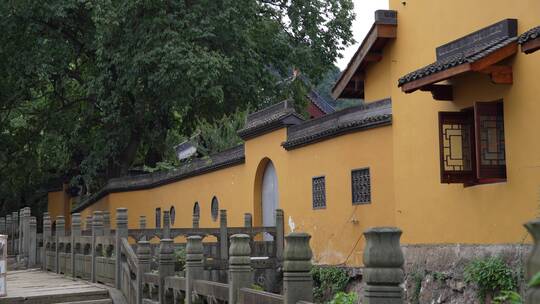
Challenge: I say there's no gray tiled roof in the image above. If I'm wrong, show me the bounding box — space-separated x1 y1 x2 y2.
237 100 304 139
518 26 540 44
72 145 245 213
398 36 517 86
282 98 392 150
308 90 335 114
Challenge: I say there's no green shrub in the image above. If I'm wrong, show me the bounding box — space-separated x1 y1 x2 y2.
464 256 517 302
174 247 186 271
493 291 522 304
328 291 357 304
410 269 425 304
311 266 350 303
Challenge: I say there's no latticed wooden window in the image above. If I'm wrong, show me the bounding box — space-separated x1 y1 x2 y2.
312 176 326 209
352 168 371 204
211 197 219 221
438 110 475 183
438 100 506 184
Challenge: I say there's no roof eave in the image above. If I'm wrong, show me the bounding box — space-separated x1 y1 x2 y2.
331 11 397 100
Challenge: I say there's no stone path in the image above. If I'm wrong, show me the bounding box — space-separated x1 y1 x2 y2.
2 269 111 304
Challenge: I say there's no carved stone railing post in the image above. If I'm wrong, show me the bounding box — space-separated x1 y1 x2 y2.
363 227 404 304
23 207 31 262
91 211 104 283
71 213 81 278
244 213 252 228
163 210 171 239
42 213 51 271
86 215 93 233
139 216 147 229
28 216 37 267
525 219 540 303
228 234 252 304
192 213 200 229
18 208 23 258
158 239 175 304
186 236 203 304
139 216 147 242
115 208 128 289
55 216 65 274
283 232 313 304
136 240 151 304
6 215 11 255
275 209 285 260
220 210 229 261
103 211 111 237
0 217 5 236
12 211 18 255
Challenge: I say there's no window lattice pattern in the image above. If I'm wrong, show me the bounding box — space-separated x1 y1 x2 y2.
312 177 326 209
352 168 371 204
478 115 505 166
441 123 472 171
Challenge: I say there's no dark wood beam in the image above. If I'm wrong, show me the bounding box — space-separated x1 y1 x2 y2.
521 37 540 54
420 83 453 101
401 63 470 93
478 65 513 84
470 43 517 71
364 52 383 62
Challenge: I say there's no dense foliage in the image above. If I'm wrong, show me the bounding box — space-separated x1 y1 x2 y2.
328 291 357 304
464 256 518 302
0 0 355 213
311 266 350 302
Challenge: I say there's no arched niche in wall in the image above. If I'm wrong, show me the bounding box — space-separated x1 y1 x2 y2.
253 158 279 240
170 206 176 226
193 202 200 217
211 196 219 222
155 208 161 228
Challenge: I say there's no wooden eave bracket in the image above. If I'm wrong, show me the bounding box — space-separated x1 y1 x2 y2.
401 42 518 99
521 37 540 54
331 23 397 100
420 82 453 101
477 65 513 84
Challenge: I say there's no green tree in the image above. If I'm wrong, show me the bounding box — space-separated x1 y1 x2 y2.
0 0 355 213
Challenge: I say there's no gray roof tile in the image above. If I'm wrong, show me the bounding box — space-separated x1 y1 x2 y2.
398 37 517 86
518 26 540 44
73 145 245 213
282 98 392 150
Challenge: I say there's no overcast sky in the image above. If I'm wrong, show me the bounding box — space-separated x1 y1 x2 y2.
336 0 389 70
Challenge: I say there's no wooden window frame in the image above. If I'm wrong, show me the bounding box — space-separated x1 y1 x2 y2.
312 176 326 210
439 100 507 185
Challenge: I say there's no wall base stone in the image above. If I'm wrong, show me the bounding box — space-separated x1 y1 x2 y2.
344 243 531 304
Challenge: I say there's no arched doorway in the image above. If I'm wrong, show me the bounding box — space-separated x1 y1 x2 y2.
261 161 279 239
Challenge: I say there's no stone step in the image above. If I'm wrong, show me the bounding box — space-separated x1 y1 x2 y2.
52 299 112 304
4 287 110 304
